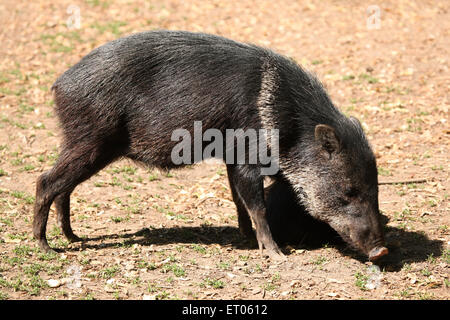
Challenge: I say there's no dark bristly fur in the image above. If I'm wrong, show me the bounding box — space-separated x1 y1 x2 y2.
34 30 387 261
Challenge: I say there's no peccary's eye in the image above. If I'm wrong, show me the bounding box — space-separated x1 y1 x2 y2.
345 187 359 198
338 197 350 206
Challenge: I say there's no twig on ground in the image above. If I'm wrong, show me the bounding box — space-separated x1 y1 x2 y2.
378 178 428 185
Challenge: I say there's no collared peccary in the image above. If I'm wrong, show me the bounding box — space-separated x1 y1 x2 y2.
34 30 388 261
265 179 344 247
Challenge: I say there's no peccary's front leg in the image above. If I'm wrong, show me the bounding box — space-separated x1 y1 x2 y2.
226 165 254 239
227 165 285 261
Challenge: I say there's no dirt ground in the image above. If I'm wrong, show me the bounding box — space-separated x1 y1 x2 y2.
0 0 448 300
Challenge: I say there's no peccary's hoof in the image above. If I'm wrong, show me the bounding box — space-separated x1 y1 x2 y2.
37 240 56 254
265 248 287 262
65 233 82 243
368 246 389 261
270 253 287 263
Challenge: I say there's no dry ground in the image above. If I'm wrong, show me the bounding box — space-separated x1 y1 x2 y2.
0 0 448 300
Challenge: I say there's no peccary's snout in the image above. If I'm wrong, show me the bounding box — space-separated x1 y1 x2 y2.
366 211 388 261
345 211 388 261
362 225 388 261
368 246 389 261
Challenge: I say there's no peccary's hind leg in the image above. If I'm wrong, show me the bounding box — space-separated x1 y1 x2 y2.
55 191 81 242
33 171 56 252
33 143 123 252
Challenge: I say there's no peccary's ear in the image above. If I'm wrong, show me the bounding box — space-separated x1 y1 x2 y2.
314 124 340 154
349 116 363 130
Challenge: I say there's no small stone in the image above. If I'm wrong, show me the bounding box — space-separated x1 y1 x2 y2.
290 280 301 288
104 286 115 293
251 288 261 295
327 278 344 284
125 262 135 270
327 292 339 297
237 261 247 267
365 282 376 290
47 279 61 288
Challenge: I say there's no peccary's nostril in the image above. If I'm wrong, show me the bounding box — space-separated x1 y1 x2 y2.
368 246 389 261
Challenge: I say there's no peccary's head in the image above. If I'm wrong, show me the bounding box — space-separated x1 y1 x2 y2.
281 116 388 261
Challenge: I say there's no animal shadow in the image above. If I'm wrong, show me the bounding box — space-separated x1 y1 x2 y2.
271 212 445 269
62 211 443 271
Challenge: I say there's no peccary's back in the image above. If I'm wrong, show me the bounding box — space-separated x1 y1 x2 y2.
52 31 270 136
50 30 343 167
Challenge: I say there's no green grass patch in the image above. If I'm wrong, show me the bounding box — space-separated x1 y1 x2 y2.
377 167 392 176
200 277 225 289
354 271 369 291
161 263 186 277
359 73 379 84
91 21 127 36
101 265 121 279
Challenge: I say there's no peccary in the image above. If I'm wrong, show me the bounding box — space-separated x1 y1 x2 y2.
33 30 388 261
